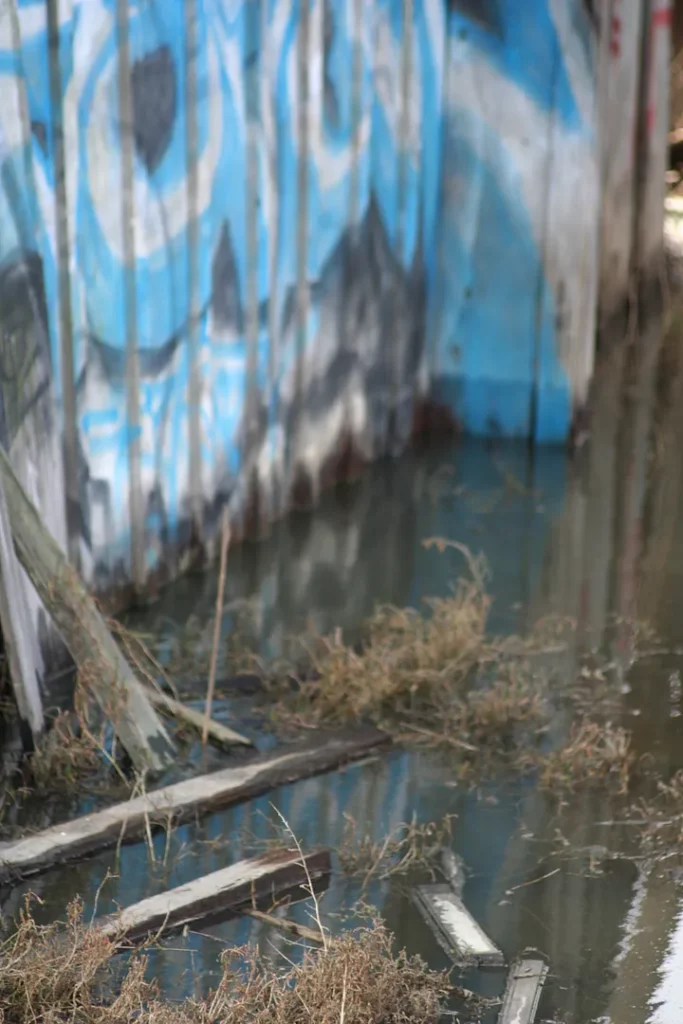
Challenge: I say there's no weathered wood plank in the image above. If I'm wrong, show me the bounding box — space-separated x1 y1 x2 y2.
143 686 253 749
97 848 331 942
497 952 548 1024
0 444 174 774
0 726 389 882
0 475 43 747
413 883 504 968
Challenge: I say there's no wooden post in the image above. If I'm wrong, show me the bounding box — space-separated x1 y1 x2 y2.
599 0 644 323
0 444 175 774
0 474 43 748
635 0 671 286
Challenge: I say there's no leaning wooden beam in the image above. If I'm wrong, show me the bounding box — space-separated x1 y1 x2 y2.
497 951 548 1024
413 883 505 968
0 726 389 882
143 685 253 749
97 847 331 942
0 475 44 748
0 445 174 775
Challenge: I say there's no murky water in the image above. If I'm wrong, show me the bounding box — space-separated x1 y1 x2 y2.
7 314 683 1023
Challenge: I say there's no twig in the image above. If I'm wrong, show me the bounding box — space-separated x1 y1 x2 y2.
271 805 328 951
243 908 324 944
406 724 477 752
505 867 560 895
340 963 348 1024
144 685 252 749
204 508 231 746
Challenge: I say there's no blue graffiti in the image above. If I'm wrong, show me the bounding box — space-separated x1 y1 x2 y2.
0 0 596 585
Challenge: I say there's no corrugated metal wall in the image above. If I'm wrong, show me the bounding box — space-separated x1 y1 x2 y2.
0 0 670 611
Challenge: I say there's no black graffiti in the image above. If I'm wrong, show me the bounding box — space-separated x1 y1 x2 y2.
211 221 244 335
131 44 177 174
448 0 503 35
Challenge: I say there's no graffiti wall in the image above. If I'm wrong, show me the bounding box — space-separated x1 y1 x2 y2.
0 0 669 601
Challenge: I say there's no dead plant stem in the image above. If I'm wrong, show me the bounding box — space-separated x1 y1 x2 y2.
203 509 231 746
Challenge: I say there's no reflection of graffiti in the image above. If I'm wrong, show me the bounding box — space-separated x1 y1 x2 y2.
0 0 600 595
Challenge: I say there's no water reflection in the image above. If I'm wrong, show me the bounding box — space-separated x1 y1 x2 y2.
11 313 683 1022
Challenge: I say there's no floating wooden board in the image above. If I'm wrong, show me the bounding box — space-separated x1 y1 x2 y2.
97 847 331 942
0 726 389 883
413 883 505 968
497 952 548 1024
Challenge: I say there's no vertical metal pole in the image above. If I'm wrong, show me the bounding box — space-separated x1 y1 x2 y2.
293 0 309 480
185 0 203 542
46 0 80 569
245 0 261 517
116 0 145 590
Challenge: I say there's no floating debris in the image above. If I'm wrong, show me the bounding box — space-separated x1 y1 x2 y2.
413 883 505 968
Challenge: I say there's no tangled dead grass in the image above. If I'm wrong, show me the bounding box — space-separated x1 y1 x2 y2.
0 897 451 1024
537 721 635 795
27 665 131 796
264 542 549 757
338 814 456 889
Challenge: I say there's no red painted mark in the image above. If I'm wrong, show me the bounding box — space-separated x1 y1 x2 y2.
610 14 621 58
645 6 672 137
652 7 672 28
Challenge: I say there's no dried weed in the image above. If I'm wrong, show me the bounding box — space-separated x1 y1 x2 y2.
338 814 456 889
537 721 635 794
266 544 549 757
0 898 451 1024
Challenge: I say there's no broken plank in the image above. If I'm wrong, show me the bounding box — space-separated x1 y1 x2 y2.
498 952 548 1024
97 847 330 942
143 686 253 749
0 726 389 883
413 883 504 968
0 445 174 775
0 474 43 748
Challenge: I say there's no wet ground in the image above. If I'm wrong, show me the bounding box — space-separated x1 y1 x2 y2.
6 312 683 1023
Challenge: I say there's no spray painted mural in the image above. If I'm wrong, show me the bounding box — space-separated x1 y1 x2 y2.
0 1 651 596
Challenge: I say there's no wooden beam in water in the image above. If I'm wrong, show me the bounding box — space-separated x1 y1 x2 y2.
97 847 331 942
497 952 548 1024
413 883 505 968
0 726 389 883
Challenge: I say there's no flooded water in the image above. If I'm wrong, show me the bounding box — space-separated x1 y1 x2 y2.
7 313 683 1023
